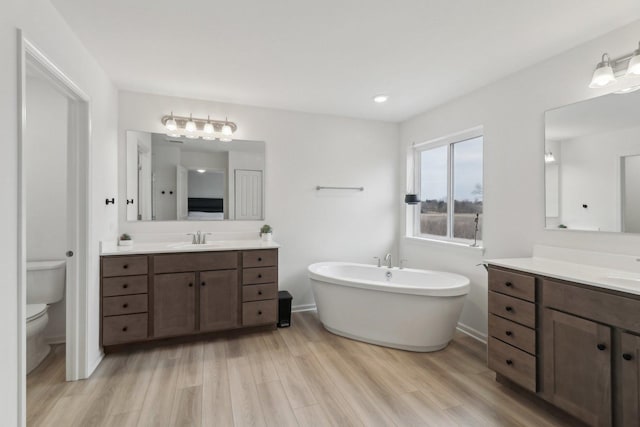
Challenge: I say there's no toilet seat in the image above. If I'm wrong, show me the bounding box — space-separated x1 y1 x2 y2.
26 304 47 322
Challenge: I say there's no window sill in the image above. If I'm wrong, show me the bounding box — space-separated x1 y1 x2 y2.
403 236 485 254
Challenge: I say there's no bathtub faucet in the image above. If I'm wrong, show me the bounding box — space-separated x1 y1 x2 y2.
384 253 393 269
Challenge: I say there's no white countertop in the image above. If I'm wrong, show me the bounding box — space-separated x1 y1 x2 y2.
101 239 280 256
486 257 640 296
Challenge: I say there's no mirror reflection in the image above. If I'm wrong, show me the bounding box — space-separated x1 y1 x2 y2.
126 131 265 221
545 90 640 233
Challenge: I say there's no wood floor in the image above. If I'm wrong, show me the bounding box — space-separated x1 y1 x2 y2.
27 311 576 427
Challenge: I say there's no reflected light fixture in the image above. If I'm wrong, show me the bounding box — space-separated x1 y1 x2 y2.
373 95 388 103
589 54 616 88
544 152 556 163
626 42 640 76
197 169 206 173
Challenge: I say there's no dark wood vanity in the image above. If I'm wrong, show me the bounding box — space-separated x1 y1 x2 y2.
488 265 640 427
100 248 278 349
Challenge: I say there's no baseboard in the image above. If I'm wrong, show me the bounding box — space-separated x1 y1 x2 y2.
45 335 66 345
292 304 317 313
456 322 487 344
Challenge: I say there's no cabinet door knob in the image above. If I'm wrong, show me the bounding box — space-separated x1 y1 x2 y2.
123 264 129 269
623 353 634 361
123 303 128 308
188 283 193 287
505 306 513 312
122 327 128 332
505 331 512 336
505 282 513 287
506 359 513 366
258 310 263 315
258 290 263 295
597 343 607 351
258 257 263 262
258 274 262 278
123 284 128 289
201 282 206 287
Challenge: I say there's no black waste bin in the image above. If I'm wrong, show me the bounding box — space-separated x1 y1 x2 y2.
278 290 292 328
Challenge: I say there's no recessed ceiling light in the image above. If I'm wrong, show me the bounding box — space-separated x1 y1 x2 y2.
197 169 206 173
373 95 388 103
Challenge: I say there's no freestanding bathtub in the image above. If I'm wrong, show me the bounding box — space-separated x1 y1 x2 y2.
308 262 470 352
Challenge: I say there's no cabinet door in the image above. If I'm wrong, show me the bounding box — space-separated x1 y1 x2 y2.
153 272 196 337
199 270 238 332
620 332 640 426
542 308 612 427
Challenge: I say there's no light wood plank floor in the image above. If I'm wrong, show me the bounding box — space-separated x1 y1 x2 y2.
27 312 576 426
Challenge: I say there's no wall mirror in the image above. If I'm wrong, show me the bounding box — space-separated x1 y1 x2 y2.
126 130 265 221
545 90 640 233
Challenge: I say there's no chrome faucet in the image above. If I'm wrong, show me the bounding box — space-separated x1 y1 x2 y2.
187 231 205 244
384 253 392 269
373 256 381 267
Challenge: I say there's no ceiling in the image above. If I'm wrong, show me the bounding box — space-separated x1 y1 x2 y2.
51 0 640 122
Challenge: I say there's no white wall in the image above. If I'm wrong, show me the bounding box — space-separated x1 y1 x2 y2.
151 143 180 220
2 0 118 423
25 75 68 343
399 20 640 340
188 171 225 198
118 91 399 309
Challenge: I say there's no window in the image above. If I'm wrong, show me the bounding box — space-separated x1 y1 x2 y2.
413 129 483 244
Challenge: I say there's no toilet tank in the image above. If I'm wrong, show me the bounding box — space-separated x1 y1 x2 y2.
26 260 66 305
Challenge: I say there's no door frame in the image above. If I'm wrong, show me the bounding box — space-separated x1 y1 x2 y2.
17 29 92 423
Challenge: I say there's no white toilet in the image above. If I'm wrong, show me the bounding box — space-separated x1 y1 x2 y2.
26 260 66 374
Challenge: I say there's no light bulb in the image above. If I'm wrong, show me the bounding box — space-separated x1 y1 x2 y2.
165 112 177 131
626 43 640 76
221 123 233 137
589 53 616 88
185 114 197 135
203 115 215 135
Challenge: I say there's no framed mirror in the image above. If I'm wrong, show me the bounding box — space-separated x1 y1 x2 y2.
545 90 640 233
126 130 265 221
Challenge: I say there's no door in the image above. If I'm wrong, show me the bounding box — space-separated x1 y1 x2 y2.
542 308 612 426
199 270 239 332
176 164 189 220
620 332 640 426
153 272 196 337
234 169 263 220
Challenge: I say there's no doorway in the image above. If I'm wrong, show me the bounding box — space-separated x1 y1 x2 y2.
18 31 92 423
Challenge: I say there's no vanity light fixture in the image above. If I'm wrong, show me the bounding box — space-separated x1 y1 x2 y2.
544 151 556 163
373 95 389 103
589 42 640 92
161 113 238 141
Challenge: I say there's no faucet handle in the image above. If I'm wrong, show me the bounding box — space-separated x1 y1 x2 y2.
202 232 213 244
373 256 381 268
187 233 197 244
399 259 408 269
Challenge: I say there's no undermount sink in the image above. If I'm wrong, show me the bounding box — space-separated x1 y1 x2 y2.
599 276 640 287
168 242 221 249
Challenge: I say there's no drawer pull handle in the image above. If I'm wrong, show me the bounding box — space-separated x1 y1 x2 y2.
258 257 263 262
122 327 128 332
201 282 206 287
505 359 513 366
188 283 193 287
623 353 634 361
258 290 263 295
505 306 513 312
123 264 129 269
123 303 128 308
505 282 513 287
122 284 128 289
505 331 512 336
258 310 263 315
597 343 607 351
258 274 262 278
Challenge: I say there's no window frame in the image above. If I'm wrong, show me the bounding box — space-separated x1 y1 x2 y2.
411 126 484 245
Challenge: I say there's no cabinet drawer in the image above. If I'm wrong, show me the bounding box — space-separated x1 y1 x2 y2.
242 300 277 326
489 314 536 355
543 279 640 333
154 252 237 273
102 313 148 346
103 294 148 317
243 283 278 302
488 337 537 392
242 267 277 285
103 275 148 297
102 256 148 277
489 267 535 302
242 250 277 268
489 291 535 328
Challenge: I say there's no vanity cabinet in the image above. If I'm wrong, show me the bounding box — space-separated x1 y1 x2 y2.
101 248 277 350
487 265 640 427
